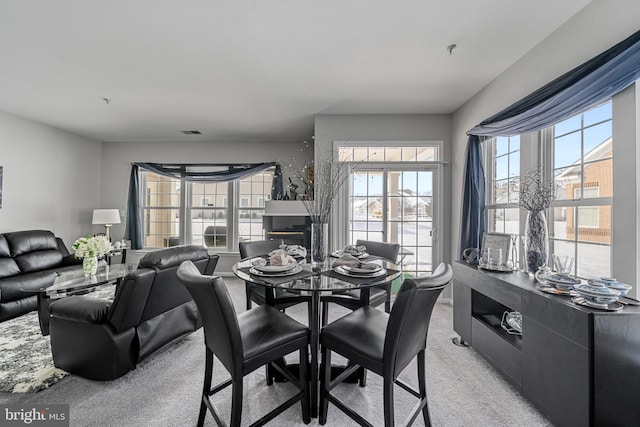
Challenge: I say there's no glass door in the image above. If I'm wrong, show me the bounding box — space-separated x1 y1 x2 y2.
348 167 438 277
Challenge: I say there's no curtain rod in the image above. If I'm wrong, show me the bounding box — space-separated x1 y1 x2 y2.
131 162 276 166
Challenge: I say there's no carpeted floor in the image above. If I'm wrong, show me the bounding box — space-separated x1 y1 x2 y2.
0 277 551 426
0 311 67 393
0 286 116 393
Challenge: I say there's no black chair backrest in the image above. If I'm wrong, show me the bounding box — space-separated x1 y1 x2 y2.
356 239 400 263
177 261 243 377
239 239 282 258
108 246 218 329
383 263 453 378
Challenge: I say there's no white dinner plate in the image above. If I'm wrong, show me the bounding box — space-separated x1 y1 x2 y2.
333 266 386 278
341 264 382 274
249 266 303 277
252 263 297 273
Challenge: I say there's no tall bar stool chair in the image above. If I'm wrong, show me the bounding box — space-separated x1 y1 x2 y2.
319 263 452 427
320 240 400 327
356 239 400 313
177 261 310 427
239 239 310 311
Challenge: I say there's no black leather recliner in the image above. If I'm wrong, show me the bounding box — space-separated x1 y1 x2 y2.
49 245 219 381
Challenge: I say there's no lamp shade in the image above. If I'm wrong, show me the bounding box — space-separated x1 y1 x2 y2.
92 209 121 225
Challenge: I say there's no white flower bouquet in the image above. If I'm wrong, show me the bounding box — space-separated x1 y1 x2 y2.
72 235 111 259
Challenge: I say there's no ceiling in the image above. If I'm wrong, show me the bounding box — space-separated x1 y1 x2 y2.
0 0 592 143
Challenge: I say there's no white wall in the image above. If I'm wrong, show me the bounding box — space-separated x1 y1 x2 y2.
0 110 102 246
100 139 312 272
451 0 640 295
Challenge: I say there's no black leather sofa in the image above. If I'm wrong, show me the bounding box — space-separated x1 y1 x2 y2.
0 230 87 322
48 245 219 381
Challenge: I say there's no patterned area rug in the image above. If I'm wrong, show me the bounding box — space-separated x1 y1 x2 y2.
0 286 115 393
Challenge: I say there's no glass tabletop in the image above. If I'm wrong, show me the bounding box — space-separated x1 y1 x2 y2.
46 263 137 297
233 257 402 292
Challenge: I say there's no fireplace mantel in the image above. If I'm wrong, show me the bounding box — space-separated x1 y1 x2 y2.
264 200 309 216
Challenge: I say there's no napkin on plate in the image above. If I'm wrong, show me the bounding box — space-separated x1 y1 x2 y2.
343 244 367 256
280 244 307 258
347 262 380 271
332 254 361 268
268 251 297 266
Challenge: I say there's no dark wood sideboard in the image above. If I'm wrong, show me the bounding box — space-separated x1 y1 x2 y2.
453 261 640 427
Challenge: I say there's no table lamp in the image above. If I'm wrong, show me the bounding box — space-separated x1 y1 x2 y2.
92 209 121 239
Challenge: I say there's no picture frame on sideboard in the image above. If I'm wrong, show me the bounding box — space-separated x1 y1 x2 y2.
480 232 511 267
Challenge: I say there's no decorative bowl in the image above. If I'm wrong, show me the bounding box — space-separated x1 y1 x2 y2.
587 278 632 297
575 283 621 305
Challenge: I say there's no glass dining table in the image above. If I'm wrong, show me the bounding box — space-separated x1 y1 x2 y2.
233 256 402 418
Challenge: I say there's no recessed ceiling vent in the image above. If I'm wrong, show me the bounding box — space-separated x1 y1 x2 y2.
181 130 202 135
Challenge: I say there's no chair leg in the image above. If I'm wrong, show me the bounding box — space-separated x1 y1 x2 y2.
319 347 332 425
417 349 431 426
383 375 395 427
198 348 214 427
245 286 252 311
385 284 391 313
359 367 368 387
265 364 274 386
230 378 243 427
300 347 311 424
321 301 329 326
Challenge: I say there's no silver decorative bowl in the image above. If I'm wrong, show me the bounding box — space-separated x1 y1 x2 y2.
575 283 621 305
587 277 632 297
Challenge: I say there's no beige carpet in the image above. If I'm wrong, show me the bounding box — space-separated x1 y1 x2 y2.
0 277 551 426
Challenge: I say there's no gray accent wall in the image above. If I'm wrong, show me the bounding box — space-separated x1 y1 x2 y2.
0 110 102 245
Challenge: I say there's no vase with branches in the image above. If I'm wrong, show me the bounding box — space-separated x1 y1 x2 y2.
303 159 355 264
278 140 356 264
517 168 557 273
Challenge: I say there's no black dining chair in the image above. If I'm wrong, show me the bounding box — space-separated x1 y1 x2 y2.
320 240 400 327
319 263 453 427
239 239 310 311
356 239 400 313
177 261 311 427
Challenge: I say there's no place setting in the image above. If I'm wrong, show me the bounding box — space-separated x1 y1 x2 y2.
330 244 369 260
536 255 583 296
269 244 307 261
247 250 314 285
323 252 398 285
535 254 637 311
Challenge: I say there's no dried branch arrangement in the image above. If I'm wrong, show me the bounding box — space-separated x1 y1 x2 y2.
302 159 355 223
518 168 557 211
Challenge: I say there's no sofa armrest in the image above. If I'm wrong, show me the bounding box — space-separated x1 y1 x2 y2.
49 296 111 323
60 254 82 267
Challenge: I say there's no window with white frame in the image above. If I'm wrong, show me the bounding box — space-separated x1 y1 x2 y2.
140 168 274 250
548 101 612 276
483 135 521 235
482 101 613 276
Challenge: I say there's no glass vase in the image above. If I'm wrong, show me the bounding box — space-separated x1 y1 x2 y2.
311 222 329 266
83 256 98 277
524 210 548 274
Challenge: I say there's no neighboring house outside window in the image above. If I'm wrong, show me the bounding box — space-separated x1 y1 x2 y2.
482 100 613 276
549 101 612 276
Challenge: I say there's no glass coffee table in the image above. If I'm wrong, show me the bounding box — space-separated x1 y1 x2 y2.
33 263 136 335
